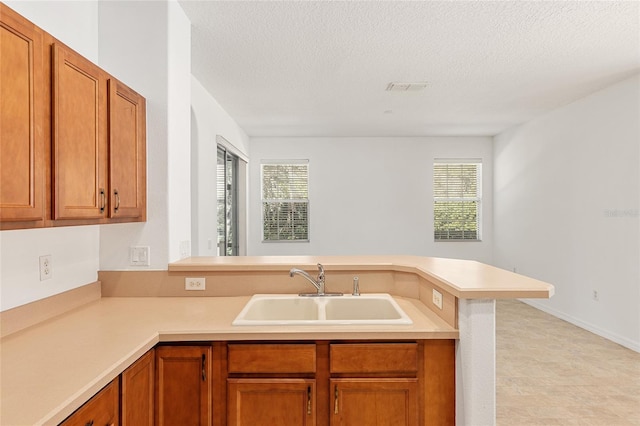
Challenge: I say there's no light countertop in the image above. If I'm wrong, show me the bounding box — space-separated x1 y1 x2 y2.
169 255 555 299
0 295 455 426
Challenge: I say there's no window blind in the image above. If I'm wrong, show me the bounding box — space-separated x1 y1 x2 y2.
261 162 309 241
433 161 481 241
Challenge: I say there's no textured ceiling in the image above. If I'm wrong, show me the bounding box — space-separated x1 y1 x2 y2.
179 1 640 137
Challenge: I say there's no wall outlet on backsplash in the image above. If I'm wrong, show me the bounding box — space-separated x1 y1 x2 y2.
185 277 206 291
39 255 52 281
432 288 443 310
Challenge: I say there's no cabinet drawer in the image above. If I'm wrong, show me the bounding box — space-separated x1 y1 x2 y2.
330 343 418 374
60 377 119 426
228 343 316 373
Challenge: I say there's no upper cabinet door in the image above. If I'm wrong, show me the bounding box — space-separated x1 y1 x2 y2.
0 4 45 227
108 78 146 220
52 42 107 220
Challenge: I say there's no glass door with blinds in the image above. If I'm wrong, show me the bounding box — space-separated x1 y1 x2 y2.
217 146 239 255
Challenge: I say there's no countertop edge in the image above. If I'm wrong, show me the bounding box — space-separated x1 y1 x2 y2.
169 255 555 299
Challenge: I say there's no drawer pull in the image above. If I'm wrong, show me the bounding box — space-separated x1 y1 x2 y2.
84 421 93 426
307 386 312 415
334 385 339 414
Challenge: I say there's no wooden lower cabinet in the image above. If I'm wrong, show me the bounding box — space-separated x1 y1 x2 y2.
60 340 454 426
121 349 154 425
223 340 453 426
329 343 420 426
330 378 418 426
60 377 119 426
155 345 212 426
227 379 316 426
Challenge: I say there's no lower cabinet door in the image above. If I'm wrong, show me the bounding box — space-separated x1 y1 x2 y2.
60 377 119 426
227 379 316 426
330 378 419 426
121 349 154 425
156 345 212 426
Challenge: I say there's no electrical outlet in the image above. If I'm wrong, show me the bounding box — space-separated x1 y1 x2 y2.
185 277 206 291
592 290 599 301
432 288 443 310
39 255 52 281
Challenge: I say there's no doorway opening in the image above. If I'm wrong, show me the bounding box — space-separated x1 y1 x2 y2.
217 145 239 256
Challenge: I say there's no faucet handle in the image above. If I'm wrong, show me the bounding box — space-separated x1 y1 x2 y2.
317 263 325 283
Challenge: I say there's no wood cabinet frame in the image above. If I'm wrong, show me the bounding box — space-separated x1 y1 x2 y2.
0 3 46 229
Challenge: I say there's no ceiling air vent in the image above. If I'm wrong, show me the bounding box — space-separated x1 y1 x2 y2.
386 82 429 92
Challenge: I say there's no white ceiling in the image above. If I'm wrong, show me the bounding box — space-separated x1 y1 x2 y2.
179 1 640 138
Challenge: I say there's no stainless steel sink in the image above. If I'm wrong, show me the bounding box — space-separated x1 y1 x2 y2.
232 294 412 325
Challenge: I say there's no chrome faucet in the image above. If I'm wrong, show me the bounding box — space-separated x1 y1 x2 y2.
290 263 326 295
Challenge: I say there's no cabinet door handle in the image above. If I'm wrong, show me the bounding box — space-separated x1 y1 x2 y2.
334 384 339 414
201 353 206 381
84 421 93 426
113 189 120 213
307 386 312 415
99 189 105 212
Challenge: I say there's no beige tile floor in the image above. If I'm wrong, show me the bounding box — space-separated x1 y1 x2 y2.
496 299 640 426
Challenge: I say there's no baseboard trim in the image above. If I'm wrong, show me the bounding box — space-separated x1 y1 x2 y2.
0 282 101 338
521 299 640 353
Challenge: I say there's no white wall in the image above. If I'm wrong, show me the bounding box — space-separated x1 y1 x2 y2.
248 137 493 261
0 1 100 311
494 74 640 351
4 1 99 63
98 0 192 269
191 77 250 256
1 1 193 311
167 1 193 261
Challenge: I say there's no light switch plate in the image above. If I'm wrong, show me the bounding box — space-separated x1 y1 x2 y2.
130 246 150 266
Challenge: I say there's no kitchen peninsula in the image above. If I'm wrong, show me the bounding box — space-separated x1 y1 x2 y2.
1 256 553 425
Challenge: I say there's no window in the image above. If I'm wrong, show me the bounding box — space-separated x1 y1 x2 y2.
433 160 482 241
261 161 309 241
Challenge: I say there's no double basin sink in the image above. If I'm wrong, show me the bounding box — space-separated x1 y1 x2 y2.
232 293 412 326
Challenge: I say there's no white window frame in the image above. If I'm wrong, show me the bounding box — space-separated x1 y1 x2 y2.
261 160 309 242
433 159 482 241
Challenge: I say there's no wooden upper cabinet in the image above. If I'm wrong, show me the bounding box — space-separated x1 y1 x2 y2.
0 4 146 229
52 42 107 220
108 78 146 220
0 4 46 227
